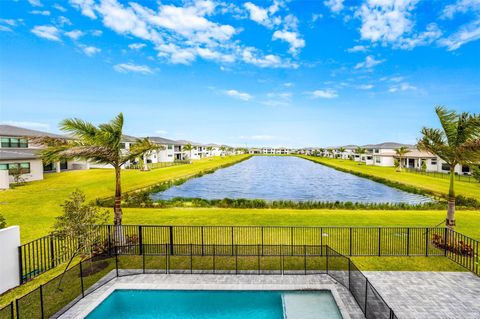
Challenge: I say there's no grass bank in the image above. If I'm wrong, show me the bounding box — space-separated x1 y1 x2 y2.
299 155 480 203
0 155 250 242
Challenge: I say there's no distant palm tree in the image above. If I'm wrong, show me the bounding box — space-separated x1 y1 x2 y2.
206 146 213 157
220 145 227 156
136 139 164 171
337 147 346 159
183 143 196 160
418 106 480 228
354 147 366 162
395 146 410 172
37 113 157 226
327 149 334 158
318 148 325 157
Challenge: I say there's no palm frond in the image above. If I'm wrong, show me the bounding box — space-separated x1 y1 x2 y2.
60 118 98 144
121 138 160 164
435 106 459 147
457 139 480 164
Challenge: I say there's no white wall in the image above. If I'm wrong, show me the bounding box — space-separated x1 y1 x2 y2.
0 226 20 294
0 170 9 189
0 159 44 182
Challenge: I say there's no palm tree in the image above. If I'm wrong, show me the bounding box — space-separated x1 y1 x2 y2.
206 146 213 157
355 147 366 162
327 149 334 158
134 138 164 171
183 143 195 160
337 147 346 159
318 148 325 157
36 113 157 226
220 145 227 156
418 106 480 228
395 146 410 172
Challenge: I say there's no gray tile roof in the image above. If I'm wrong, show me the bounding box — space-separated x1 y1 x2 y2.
147 136 179 145
0 148 41 160
0 125 66 139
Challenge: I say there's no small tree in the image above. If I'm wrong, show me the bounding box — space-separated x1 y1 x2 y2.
472 166 480 183
395 146 410 172
9 167 26 184
337 147 346 159
394 159 400 170
421 160 427 172
53 190 109 286
0 214 6 229
183 143 195 160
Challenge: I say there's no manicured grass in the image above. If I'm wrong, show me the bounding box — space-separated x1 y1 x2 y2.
122 208 480 240
0 155 250 242
300 155 480 201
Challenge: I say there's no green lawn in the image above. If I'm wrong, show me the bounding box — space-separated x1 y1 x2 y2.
299 155 480 200
0 155 250 242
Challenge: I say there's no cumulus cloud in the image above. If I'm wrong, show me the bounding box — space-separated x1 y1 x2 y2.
80 45 101 56
64 29 84 40
70 0 97 19
324 0 344 13
309 89 338 99
128 43 146 50
347 45 368 53
113 63 153 74
389 82 417 93
244 1 283 28
224 89 252 101
441 0 480 19
354 55 384 69
53 4 67 12
28 0 42 7
30 10 50 16
31 25 61 41
272 30 305 55
358 84 374 90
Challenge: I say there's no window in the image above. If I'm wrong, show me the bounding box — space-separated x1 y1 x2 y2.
375 157 381 163
431 158 437 165
0 162 31 174
441 163 450 171
119 143 126 149
168 145 173 150
1 137 28 148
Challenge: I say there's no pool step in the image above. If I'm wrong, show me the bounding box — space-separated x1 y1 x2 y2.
282 292 342 319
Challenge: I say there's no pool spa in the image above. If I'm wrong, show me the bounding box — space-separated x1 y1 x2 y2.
85 289 343 319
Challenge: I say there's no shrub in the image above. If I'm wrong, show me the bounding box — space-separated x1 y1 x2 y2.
0 214 6 229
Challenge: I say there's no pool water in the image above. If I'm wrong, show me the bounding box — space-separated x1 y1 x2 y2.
151 156 432 204
85 290 343 319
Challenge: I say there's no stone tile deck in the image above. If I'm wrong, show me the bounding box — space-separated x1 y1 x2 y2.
365 271 480 319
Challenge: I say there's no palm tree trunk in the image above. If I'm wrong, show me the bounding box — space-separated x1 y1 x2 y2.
143 154 149 171
446 166 456 228
113 165 122 225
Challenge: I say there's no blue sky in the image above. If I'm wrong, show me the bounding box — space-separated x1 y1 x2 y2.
0 0 479 147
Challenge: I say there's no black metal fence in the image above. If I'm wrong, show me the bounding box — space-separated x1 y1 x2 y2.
404 168 478 183
1 244 397 319
125 160 190 170
18 225 479 284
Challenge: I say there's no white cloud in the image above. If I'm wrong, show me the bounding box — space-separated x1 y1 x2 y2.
324 0 344 13
284 82 294 87
397 23 443 50
262 92 292 106
31 25 61 41
64 29 84 40
155 129 167 135
224 89 252 101
28 0 42 7
441 0 480 19
309 89 338 99
242 47 297 68
389 82 417 93
438 19 480 50
347 45 367 53
128 43 146 50
113 63 153 74
70 0 97 19
53 4 67 12
91 29 103 36
272 30 305 55
57 16 72 26
0 26 12 32
80 45 101 56
1 121 50 130
354 55 384 69
30 10 50 16
244 1 283 28
312 13 323 22
358 84 374 90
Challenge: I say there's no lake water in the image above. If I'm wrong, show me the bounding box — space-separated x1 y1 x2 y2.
151 156 432 204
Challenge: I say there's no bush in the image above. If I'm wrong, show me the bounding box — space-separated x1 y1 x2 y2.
472 166 480 183
0 214 6 229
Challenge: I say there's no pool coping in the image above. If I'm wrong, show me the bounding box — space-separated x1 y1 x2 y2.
60 273 361 319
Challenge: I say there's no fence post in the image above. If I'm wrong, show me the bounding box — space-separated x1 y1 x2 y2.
425 228 429 257
444 227 448 257
165 243 169 274
107 225 112 255
39 285 44 319
281 244 284 275
349 227 352 256
169 226 174 256
80 261 85 298
348 259 351 290
407 228 410 256
258 244 261 274
261 227 264 256
49 236 55 268
364 279 369 315
190 243 193 274
304 244 307 275
138 226 143 255
142 248 146 274
201 226 204 256
235 245 238 275
18 246 23 285
320 227 323 255
326 247 329 274
115 246 119 277
10 301 14 319
378 228 381 256
15 298 19 319
231 226 234 256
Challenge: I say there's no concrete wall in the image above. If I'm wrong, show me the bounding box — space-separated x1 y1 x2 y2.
0 159 44 182
0 226 20 294
0 170 9 189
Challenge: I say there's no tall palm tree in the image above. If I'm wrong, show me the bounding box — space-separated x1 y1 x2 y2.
37 113 157 226
183 143 195 160
337 147 346 159
418 106 480 228
395 146 410 172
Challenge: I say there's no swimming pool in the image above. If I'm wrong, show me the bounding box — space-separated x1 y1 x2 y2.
85 290 343 319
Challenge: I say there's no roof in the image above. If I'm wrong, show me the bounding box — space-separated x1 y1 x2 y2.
0 125 66 139
147 136 181 145
175 140 204 146
0 148 41 160
122 134 140 142
362 142 413 149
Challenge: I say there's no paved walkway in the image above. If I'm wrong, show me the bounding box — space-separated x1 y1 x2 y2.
365 271 480 319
